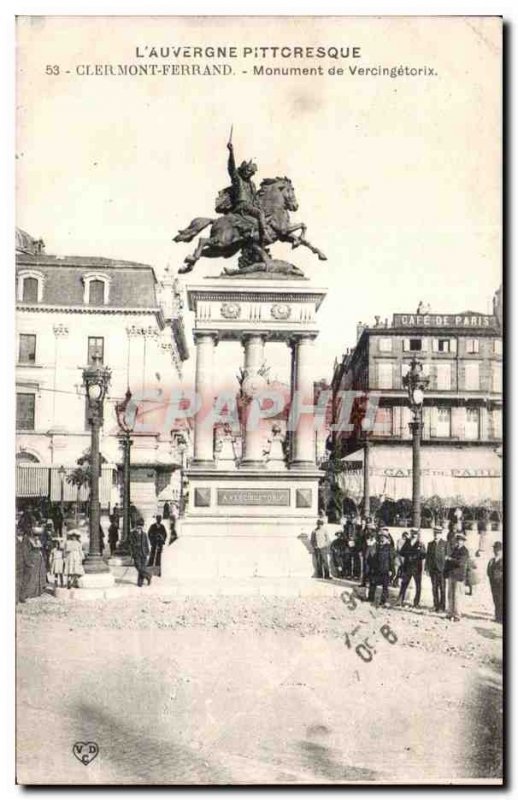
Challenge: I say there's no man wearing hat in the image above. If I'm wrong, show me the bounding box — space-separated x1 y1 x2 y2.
444 532 469 621
425 527 447 612
367 528 395 607
487 541 503 623
310 515 331 579
396 529 426 608
130 517 152 587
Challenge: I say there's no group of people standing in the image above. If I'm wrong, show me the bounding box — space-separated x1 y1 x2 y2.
310 514 503 624
17 500 179 600
16 518 85 602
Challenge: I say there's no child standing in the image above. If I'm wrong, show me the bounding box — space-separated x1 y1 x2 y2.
49 536 65 588
64 531 84 589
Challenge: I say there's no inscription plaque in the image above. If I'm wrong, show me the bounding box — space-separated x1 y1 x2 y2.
217 488 290 506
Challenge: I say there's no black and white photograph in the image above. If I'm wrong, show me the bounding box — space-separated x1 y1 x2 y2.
12 14 503 785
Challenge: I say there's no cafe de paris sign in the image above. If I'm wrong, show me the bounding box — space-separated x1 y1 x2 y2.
393 313 498 329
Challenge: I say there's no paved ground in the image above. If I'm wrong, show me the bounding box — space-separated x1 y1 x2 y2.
16 574 503 785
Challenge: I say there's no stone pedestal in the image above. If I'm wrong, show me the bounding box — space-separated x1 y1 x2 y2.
162 275 327 581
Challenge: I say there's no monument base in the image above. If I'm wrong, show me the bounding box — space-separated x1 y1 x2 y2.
161 468 319 580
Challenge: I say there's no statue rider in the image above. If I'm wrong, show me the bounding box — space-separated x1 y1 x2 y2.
227 140 267 244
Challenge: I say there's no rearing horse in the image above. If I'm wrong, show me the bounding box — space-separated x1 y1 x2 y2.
174 176 327 273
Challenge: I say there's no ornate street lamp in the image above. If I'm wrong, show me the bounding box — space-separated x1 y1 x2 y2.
82 355 112 577
403 358 430 528
115 387 137 555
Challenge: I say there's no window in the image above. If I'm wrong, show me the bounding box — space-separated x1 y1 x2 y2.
437 338 451 353
22 278 38 302
374 406 392 435
89 279 106 305
409 339 422 352
465 407 479 440
378 337 392 353
464 362 480 390
16 393 35 430
436 362 452 391
87 337 104 365
377 362 393 389
491 409 502 439
434 407 451 438
495 365 503 392
18 334 36 364
466 338 479 354
17 270 45 303
494 339 502 355
83 272 111 305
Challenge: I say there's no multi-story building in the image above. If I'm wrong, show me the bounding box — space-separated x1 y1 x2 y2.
15 229 190 518
330 300 503 523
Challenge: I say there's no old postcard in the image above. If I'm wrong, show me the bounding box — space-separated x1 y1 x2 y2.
15 15 503 785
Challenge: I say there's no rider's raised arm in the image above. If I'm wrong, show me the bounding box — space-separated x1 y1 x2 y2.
227 144 238 182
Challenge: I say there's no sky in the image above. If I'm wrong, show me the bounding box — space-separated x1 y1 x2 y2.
16 15 502 389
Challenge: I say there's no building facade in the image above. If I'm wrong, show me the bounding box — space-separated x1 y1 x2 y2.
330 303 503 524
15 229 190 518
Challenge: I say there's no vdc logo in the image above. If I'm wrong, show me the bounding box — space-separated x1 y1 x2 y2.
73 741 99 766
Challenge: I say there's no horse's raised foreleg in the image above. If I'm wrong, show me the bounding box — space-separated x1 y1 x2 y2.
286 232 327 261
178 237 210 273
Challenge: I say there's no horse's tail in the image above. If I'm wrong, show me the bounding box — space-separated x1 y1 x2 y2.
173 217 212 243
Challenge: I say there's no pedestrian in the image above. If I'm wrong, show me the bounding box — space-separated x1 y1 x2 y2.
129 503 138 529
392 531 409 587
163 501 171 520
112 503 121 529
396 529 426 608
108 518 119 556
19 527 47 602
425 527 447 612
310 515 331 579
49 535 65 588
17 506 34 537
444 532 469 622
487 541 503 623
130 517 152 587
52 504 64 537
330 527 346 578
367 529 395 607
361 529 377 588
465 554 480 596
148 514 167 572
41 520 55 571
64 530 85 589
99 523 106 555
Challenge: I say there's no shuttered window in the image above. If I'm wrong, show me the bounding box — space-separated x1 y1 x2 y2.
464 362 480 390
16 393 35 430
465 407 480 440
22 277 39 302
377 362 393 389
436 362 451 390
19 334 36 364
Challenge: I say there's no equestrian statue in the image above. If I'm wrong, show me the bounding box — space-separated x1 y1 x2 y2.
173 132 327 276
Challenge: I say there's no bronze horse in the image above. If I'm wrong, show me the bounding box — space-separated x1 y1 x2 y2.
174 177 327 273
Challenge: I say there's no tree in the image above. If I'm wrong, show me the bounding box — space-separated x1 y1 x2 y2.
66 466 91 523
423 494 445 528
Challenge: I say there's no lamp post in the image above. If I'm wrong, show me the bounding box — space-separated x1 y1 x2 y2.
82 355 112 576
362 434 370 519
58 464 66 520
115 388 137 555
172 431 188 516
403 358 429 529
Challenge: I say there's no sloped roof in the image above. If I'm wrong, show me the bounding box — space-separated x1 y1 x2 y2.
16 252 159 309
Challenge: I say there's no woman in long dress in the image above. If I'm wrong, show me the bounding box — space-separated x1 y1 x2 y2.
19 528 47 602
